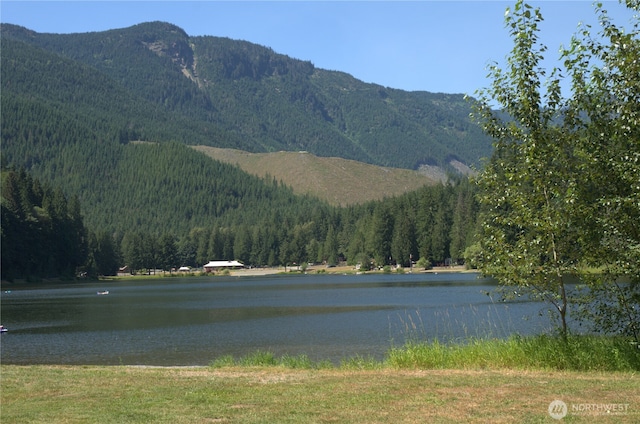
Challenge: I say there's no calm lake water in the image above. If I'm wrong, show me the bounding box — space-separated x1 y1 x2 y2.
0 273 552 365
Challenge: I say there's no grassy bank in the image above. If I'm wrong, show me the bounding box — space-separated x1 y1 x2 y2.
2 336 639 423
387 335 640 372
209 335 640 372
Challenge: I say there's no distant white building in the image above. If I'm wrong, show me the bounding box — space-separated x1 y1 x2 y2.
203 260 244 273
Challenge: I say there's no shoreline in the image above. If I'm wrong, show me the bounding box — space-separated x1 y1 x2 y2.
1 265 477 285
229 264 475 277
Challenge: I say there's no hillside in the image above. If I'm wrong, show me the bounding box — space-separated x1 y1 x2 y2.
1 22 492 171
1 21 482 275
192 147 440 206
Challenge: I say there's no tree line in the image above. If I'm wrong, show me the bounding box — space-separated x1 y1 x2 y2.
1 168 87 280
1 165 478 280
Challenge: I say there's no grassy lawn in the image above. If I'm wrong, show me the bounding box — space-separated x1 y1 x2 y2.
2 365 639 423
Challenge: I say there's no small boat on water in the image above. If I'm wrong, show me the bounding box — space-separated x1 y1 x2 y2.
0 325 7 333
97 290 110 295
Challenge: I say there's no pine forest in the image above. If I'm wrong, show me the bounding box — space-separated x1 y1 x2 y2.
1 22 484 280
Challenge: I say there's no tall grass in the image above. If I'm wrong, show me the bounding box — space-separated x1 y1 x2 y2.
386 335 640 371
390 302 522 348
209 335 639 371
209 301 638 372
386 300 638 371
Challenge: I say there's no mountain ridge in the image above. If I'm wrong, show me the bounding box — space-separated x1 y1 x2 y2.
1 21 493 171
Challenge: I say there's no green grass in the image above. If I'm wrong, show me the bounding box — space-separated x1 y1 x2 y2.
211 351 335 370
208 335 640 372
3 335 639 424
386 335 640 371
3 335 639 423
3 364 639 423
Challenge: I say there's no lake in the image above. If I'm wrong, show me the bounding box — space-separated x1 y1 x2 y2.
0 273 552 366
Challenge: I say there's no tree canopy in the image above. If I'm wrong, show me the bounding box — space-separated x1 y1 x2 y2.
473 0 639 342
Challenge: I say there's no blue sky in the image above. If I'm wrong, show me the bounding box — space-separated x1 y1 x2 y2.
1 1 636 95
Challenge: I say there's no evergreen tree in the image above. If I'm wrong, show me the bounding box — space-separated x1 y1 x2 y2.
1 168 88 280
391 209 415 267
177 237 197 268
449 180 477 264
121 232 145 273
323 225 339 266
208 227 224 261
93 231 120 276
430 202 450 266
233 226 251 264
193 228 210 265
159 233 178 271
368 205 393 266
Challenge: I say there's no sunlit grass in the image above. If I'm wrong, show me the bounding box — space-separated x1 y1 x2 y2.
208 335 639 372
387 335 640 371
4 336 639 423
5 364 639 423
210 351 334 369
340 354 384 370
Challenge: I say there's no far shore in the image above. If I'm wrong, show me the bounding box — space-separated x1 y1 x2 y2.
1 265 477 285
228 264 475 277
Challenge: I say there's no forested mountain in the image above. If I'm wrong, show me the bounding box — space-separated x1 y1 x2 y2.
1 21 492 170
1 22 483 280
